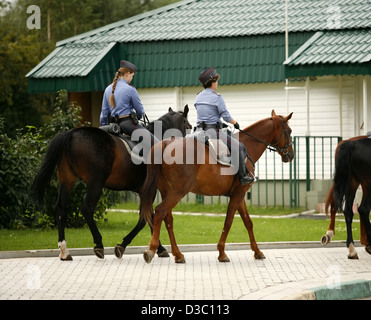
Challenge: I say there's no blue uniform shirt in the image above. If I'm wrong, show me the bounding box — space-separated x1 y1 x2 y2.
100 78 145 125
194 88 232 126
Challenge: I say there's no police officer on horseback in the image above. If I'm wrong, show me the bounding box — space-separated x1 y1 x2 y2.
195 67 255 185
100 60 159 161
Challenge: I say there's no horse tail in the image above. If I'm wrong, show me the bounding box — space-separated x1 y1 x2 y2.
139 145 163 227
32 131 72 210
333 140 355 211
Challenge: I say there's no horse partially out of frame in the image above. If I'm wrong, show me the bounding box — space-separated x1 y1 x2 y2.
326 137 371 259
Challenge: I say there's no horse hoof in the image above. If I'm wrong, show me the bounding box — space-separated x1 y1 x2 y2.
114 245 126 259
144 250 155 264
321 235 330 246
254 252 266 260
348 253 359 260
175 255 186 263
94 248 104 259
218 255 230 263
60 255 73 261
365 245 371 255
157 249 170 258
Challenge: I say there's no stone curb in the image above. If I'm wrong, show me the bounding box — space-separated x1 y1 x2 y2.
0 240 361 259
283 279 371 300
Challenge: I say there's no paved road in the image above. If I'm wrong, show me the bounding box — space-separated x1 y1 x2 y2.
1 244 371 301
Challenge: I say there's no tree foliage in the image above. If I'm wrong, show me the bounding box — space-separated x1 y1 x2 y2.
0 0 179 136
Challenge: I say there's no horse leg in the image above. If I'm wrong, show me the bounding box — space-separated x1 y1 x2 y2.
55 182 74 261
217 197 239 262
322 207 336 245
238 199 265 260
164 213 185 263
143 205 164 264
343 190 358 259
359 185 367 246
144 196 180 264
357 189 371 255
81 183 104 259
115 213 169 259
55 162 76 261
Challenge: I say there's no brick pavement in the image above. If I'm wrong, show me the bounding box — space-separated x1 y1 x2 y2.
1 246 371 300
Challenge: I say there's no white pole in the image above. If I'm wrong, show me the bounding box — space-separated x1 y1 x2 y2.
338 75 343 137
363 76 368 135
305 77 310 136
285 0 289 114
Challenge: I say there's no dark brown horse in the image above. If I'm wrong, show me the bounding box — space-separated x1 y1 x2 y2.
322 136 368 257
32 106 191 260
140 110 294 264
325 137 371 259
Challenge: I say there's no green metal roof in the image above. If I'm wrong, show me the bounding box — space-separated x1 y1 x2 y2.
284 29 371 78
27 0 371 93
57 0 370 44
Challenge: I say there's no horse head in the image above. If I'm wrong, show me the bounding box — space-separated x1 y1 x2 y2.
169 105 192 137
270 110 294 163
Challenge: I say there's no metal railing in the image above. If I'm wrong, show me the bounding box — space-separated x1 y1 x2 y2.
249 136 341 208
124 136 342 208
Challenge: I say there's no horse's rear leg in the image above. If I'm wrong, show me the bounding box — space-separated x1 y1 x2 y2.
115 213 169 259
322 208 336 245
358 188 371 255
344 190 358 259
56 163 76 261
81 184 104 259
164 213 185 263
237 199 265 260
56 183 74 261
144 196 181 264
322 184 336 245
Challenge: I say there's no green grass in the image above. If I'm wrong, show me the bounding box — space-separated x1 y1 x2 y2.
0 208 359 252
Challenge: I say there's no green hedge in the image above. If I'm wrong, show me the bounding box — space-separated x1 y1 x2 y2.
0 90 122 229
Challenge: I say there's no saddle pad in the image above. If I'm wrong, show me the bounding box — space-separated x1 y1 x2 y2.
117 134 145 164
186 130 231 166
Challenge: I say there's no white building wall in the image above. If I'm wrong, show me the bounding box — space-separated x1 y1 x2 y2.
136 75 362 181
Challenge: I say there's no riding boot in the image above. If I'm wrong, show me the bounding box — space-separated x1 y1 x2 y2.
237 146 255 185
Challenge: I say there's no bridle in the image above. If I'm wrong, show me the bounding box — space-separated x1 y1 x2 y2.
238 117 292 155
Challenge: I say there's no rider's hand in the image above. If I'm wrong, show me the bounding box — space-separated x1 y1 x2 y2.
234 122 240 130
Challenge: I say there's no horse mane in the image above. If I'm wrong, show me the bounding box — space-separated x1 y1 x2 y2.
146 111 174 133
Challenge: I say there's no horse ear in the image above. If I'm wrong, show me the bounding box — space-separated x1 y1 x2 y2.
183 104 189 117
271 110 277 117
169 107 173 112
285 112 293 122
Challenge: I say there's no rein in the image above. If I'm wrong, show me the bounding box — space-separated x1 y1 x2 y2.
237 117 292 155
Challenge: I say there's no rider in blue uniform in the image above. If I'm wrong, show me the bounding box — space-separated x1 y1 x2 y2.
194 67 254 185
100 60 159 162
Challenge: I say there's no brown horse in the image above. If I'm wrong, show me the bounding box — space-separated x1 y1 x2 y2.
32 106 191 260
323 135 369 259
140 110 294 264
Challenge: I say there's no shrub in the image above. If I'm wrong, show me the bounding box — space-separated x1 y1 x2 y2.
0 90 123 229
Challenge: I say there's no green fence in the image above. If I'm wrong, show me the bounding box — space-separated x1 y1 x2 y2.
249 136 342 208
124 136 342 208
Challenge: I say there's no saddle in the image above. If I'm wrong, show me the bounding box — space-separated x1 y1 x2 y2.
186 129 232 166
99 124 145 163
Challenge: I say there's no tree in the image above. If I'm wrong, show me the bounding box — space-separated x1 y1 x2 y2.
0 0 180 136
